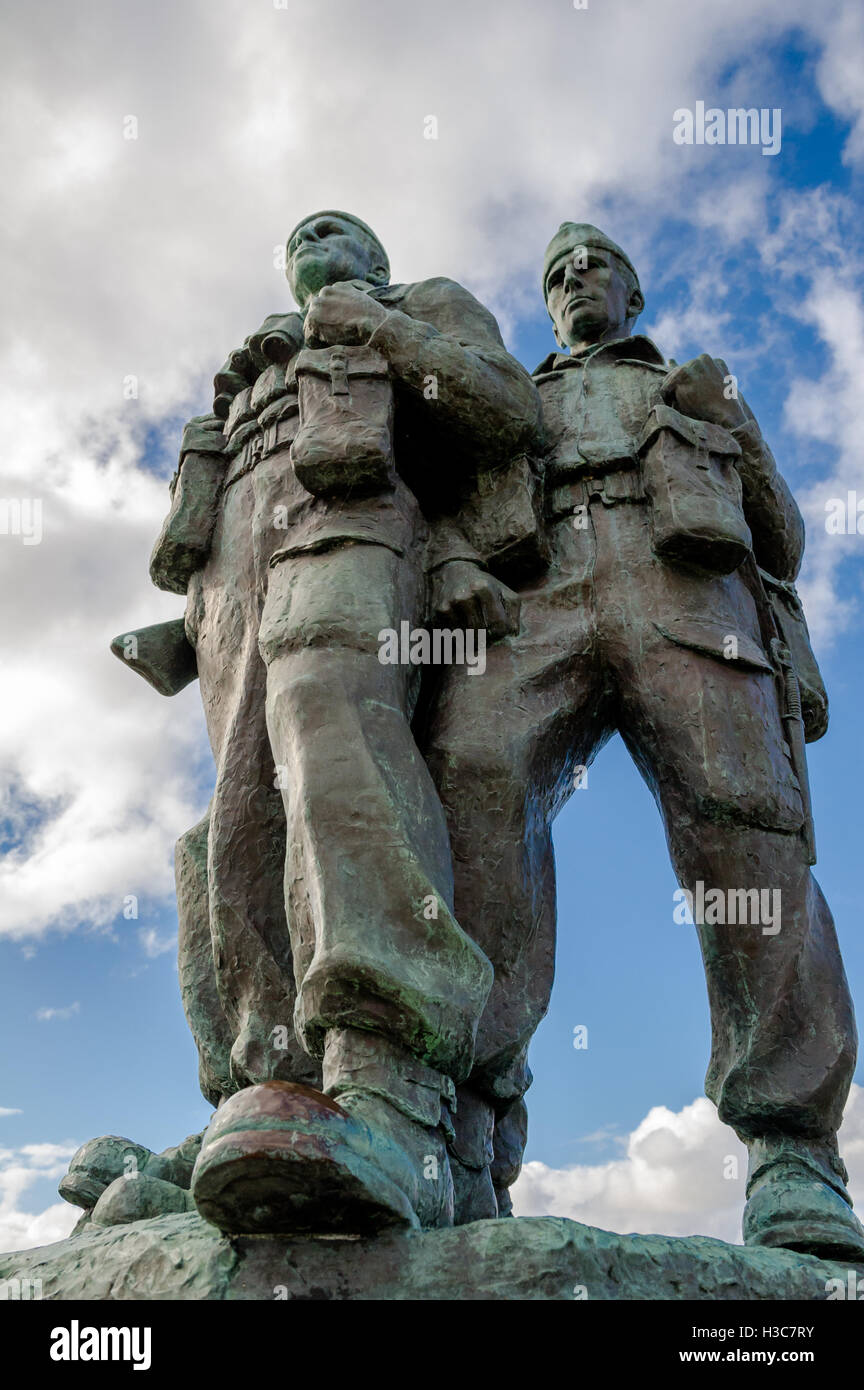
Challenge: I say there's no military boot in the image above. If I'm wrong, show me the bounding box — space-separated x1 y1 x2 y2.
192 1027 455 1235
743 1137 864 1261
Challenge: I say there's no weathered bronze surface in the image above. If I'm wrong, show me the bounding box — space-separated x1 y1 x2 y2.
70 212 861 1265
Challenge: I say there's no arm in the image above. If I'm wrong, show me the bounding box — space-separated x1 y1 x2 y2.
150 414 227 594
728 417 804 581
305 277 543 464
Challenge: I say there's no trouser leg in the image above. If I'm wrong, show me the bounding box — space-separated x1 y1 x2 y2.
663 808 859 1249
258 542 493 1084
423 575 609 1206
618 615 856 1164
676 822 854 1149
175 807 234 1106
205 628 320 1092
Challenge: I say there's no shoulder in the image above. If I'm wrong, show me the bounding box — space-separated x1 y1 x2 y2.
388 277 505 347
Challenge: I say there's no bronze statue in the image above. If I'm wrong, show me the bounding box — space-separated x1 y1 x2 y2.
423 223 862 1258
65 211 542 1233
60 216 862 1262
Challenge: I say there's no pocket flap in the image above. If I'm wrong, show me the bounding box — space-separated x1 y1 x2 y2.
294 344 390 381
638 404 742 459
654 618 774 672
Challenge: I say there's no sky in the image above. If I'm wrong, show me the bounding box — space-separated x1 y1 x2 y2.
1 0 864 1253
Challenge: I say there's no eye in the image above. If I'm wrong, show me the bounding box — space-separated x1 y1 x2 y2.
315 221 340 237
547 269 565 291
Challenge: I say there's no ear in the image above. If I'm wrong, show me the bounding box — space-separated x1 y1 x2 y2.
368 264 389 287
628 287 645 319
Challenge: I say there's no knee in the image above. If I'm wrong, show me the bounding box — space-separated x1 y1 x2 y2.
265 658 341 737
666 774 805 840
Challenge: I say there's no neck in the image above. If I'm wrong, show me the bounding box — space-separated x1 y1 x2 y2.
567 320 636 355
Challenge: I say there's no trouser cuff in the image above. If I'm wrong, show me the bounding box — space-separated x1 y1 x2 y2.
323 1027 455 1136
746 1136 850 1202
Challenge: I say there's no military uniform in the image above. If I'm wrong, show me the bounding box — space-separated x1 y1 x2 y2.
157 276 541 1119
424 332 857 1213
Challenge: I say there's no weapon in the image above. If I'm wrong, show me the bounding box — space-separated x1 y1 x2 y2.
742 555 817 865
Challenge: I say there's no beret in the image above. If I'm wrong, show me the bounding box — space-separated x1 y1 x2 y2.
542 223 639 300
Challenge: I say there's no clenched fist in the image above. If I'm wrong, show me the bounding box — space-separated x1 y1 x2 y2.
661 353 751 433
430 561 521 642
303 282 389 348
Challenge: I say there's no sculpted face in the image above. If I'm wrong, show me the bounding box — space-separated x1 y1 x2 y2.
544 244 641 350
286 214 387 307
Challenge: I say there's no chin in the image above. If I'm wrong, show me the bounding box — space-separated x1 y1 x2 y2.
567 309 604 334
296 257 336 292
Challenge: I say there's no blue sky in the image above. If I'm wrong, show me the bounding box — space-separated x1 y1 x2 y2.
2 0 863 1249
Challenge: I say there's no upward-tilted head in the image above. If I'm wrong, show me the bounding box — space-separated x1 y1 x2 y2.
285 210 390 308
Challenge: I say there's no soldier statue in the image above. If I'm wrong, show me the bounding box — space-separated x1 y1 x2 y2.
423 223 863 1259
58 217 863 1262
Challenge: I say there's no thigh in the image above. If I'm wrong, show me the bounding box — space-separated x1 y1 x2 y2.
258 541 423 663
620 620 805 837
423 577 609 808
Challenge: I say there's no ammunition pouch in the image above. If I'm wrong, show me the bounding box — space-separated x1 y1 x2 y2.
459 455 547 581
637 404 752 575
149 421 228 595
291 345 395 498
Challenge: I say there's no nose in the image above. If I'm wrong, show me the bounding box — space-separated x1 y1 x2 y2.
563 257 584 292
296 224 319 246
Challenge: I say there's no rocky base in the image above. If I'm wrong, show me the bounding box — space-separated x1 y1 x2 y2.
1 1212 861 1300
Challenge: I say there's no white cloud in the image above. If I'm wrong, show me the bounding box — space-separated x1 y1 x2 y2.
139 927 176 959
767 200 864 649
0 1110 22 1119
35 1003 80 1022
0 1142 80 1254
512 1083 864 1244
813 3 864 166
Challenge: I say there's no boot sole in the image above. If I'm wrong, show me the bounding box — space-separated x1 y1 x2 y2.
748 1217 864 1263
193 1127 419 1236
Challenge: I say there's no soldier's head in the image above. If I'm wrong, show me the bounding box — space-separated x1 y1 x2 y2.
285 211 390 308
542 223 644 352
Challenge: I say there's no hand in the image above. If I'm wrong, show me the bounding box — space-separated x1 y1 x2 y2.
430 561 521 642
212 314 305 419
303 282 389 348
250 312 305 366
180 412 225 456
213 344 256 419
660 353 748 432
